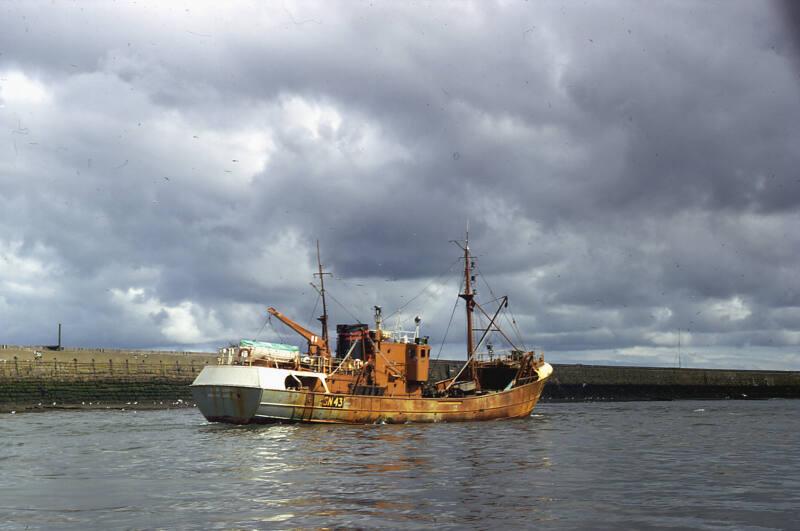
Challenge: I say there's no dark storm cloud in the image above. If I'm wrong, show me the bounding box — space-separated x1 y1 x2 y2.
1 1 798 368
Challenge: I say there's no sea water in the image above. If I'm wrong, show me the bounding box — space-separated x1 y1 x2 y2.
1 400 798 529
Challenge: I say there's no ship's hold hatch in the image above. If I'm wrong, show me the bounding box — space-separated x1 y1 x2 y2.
476 365 520 390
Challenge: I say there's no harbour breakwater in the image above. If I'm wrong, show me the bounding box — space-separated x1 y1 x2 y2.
0 346 214 412
431 361 800 401
2 346 800 411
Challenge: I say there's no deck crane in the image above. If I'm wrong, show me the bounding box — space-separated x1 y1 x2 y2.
267 307 331 358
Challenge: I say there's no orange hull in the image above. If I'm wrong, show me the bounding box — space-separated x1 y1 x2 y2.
192 370 550 424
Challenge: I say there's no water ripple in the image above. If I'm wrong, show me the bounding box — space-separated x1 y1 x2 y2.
1 401 798 529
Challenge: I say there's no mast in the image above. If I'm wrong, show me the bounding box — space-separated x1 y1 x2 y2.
460 235 475 357
458 230 480 389
314 240 331 353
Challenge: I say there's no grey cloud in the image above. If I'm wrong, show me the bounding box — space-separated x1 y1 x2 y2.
1 1 799 368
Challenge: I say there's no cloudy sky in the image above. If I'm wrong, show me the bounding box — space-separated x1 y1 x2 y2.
1 1 799 369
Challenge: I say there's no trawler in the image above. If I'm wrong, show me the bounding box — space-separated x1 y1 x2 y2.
191 238 552 424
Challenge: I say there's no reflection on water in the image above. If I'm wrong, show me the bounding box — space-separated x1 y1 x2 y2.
1 401 799 529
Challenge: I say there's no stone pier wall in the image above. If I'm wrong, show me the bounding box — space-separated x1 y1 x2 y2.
2 344 799 411
0 346 211 411
0 377 194 409
430 360 800 400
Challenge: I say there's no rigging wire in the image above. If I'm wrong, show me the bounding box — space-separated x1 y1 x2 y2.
503 309 527 351
475 261 528 350
434 276 465 361
473 310 486 355
474 261 500 302
325 288 363 324
268 315 290 345
253 314 270 341
307 292 321 333
335 276 370 316
384 255 463 322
